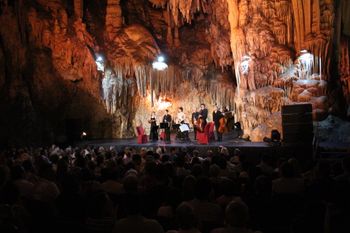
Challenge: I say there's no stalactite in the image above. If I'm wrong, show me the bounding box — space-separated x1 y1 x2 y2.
105 0 122 39
74 0 83 19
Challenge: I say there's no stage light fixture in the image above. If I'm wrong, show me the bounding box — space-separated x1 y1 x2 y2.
95 54 105 71
152 55 168 70
240 55 251 74
96 56 103 62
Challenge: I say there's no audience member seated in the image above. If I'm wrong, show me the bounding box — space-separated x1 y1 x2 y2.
112 193 164 233
211 200 261 233
0 144 348 233
186 177 223 233
166 203 201 233
272 161 304 195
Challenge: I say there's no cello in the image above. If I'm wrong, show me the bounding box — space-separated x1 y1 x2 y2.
218 116 227 134
196 116 204 133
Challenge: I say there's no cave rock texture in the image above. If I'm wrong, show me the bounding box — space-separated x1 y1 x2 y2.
0 0 349 144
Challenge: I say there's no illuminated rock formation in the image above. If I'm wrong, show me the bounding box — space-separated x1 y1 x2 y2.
0 0 349 144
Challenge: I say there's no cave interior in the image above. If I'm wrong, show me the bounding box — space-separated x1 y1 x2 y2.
0 0 349 145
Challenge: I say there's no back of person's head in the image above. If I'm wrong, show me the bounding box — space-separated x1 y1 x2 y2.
280 161 295 178
144 161 157 176
123 192 141 216
254 175 272 196
123 174 138 193
209 164 220 178
183 175 196 200
61 173 80 193
175 154 186 167
261 153 273 165
225 200 249 228
22 159 34 173
212 155 227 169
191 164 203 177
191 156 201 165
176 203 198 230
195 176 212 200
11 165 25 180
87 191 113 218
132 154 142 165
161 154 170 163
220 177 240 196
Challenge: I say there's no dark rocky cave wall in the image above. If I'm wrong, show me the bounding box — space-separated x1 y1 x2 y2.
0 0 349 145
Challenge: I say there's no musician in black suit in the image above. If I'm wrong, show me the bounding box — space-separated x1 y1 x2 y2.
191 108 199 140
162 109 172 142
213 105 224 141
199 103 208 124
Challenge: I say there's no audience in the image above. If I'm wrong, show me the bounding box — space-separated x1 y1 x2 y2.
0 145 349 233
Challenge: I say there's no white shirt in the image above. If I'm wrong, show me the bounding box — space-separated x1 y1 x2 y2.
177 112 185 123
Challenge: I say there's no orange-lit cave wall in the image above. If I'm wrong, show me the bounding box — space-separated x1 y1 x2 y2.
0 0 349 144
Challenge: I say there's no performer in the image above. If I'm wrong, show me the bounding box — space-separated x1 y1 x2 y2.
196 115 205 133
199 103 208 124
233 121 243 139
176 107 190 141
148 111 158 141
213 105 224 141
222 106 235 132
162 109 172 142
191 107 199 140
177 107 186 124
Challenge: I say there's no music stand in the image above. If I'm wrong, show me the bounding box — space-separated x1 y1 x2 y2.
160 123 168 129
179 124 190 132
172 124 180 130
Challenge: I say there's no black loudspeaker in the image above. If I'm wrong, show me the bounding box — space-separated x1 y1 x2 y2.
282 104 314 144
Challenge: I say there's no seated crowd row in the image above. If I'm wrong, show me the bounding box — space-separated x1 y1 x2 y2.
0 145 349 233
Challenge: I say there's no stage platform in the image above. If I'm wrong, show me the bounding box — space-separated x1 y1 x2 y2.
78 132 316 162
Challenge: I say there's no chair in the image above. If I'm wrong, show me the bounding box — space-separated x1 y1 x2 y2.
136 126 148 144
197 122 214 144
160 131 166 140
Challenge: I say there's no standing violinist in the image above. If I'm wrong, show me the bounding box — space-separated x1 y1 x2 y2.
213 105 224 141
199 103 208 125
192 107 199 140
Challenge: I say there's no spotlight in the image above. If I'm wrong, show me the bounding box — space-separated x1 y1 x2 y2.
95 54 105 71
298 50 313 64
158 56 165 62
96 56 103 62
240 55 251 74
152 55 168 71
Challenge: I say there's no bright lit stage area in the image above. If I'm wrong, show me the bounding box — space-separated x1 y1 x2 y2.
78 131 317 163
